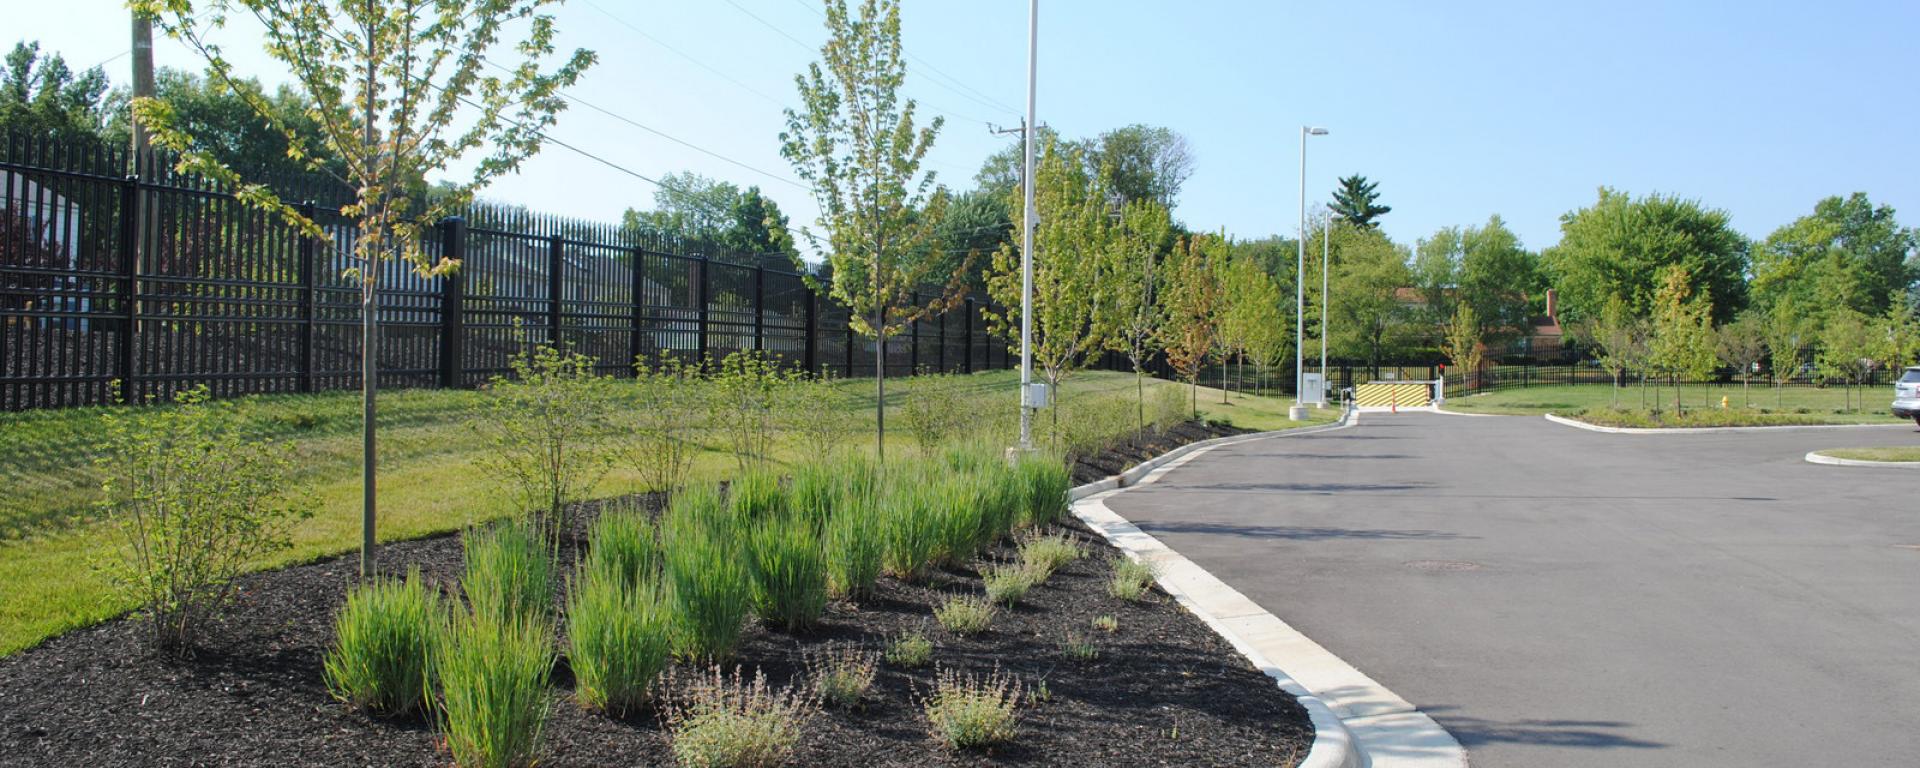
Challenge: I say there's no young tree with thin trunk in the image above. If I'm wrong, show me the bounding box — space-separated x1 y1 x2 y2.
983 143 1115 437
1158 234 1224 418
780 0 953 462
131 0 592 578
1102 197 1173 432
1647 267 1717 414
1765 298 1812 410
1715 311 1767 407
1219 249 1282 404
1441 302 1484 393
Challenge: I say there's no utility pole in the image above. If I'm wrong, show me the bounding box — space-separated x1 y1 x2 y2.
1292 126 1327 420
130 13 155 164
1321 210 1333 405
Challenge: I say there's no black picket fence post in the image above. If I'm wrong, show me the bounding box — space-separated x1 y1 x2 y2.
116 173 141 403
297 201 319 393
438 217 467 389
803 286 818 374
546 234 564 347
629 247 645 372
752 262 765 353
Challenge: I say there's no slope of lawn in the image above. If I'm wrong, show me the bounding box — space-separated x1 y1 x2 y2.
1442 382 1904 425
0 369 1329 656
1817 446 1920 462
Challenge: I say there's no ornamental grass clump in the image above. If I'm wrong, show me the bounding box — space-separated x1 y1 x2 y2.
806 642 879 710
822 489 884 600
934 594 996 636
566 564 672 715
664 486 753 661
920 667 1023 751
880 476 942 583
930 474 989 568
786 461 838 530
980 562 1040 607
1059 631 1099 662
1016 531 1082 579
323 569 444 717
584 501 660 588
746 512 828 632
728 468 787 520
463 523 554 627
664 666 817 768
438 613 554 768
1109 555 1158 601
1013 456 1070 527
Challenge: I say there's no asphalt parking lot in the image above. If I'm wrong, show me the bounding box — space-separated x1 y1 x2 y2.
1106 411 1920 768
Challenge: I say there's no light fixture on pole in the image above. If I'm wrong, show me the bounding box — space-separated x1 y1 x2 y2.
1291 126 1328 421
1016 0 1039 451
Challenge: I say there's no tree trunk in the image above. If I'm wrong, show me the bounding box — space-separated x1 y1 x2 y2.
874 319 886 463
1134 364 1145 434
361 272 378 579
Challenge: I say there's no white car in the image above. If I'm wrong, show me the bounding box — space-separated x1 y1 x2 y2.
1895 366 1920 426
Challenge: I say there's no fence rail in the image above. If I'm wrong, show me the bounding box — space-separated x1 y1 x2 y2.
1442 363 1896 396
0 135 1014 410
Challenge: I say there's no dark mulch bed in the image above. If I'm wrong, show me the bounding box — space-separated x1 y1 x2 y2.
0 426 1309 768
1069 420 1248 486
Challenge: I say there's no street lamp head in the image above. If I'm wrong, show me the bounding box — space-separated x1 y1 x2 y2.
1306 126 1329 136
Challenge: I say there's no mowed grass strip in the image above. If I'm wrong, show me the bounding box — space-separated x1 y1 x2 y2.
0 370 1326 656
1818 446 1920 462
1443 382 1905 424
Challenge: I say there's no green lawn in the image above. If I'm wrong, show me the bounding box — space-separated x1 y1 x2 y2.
0 369 1324 656
1818 446 1920 462
1442 382 1904 424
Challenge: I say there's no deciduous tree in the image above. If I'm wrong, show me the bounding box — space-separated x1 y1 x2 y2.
1542 188 1748 327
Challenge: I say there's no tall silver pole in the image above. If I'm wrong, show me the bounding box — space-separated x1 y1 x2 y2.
1017 0 1038 450
1320 211 1330 404
1291 127 1307 420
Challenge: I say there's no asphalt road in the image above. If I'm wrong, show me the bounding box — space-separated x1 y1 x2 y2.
1105 411 1920 768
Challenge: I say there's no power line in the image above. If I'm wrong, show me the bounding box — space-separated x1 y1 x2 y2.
782 0 1022 116
578 0 788 109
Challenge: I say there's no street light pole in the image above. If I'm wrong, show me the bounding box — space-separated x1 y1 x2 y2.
1291 126 1327 421
1016 0 1038 451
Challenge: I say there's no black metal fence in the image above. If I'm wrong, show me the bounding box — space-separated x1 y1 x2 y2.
1443 363 1896 396
0 135 1015 410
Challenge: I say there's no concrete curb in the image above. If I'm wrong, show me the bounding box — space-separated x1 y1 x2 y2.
1805 450 1920 468
1069 410 1468 768
1544 412 1910 434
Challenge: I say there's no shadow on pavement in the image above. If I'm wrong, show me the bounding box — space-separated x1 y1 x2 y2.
1421 706 1667 751
1136 521 1472 541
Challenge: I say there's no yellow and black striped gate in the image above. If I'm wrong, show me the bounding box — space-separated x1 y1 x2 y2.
1354 381 1432 409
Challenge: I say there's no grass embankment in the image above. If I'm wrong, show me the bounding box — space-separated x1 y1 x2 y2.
1444 383 1904 426
1817 447 1920 462
0 369 1325 656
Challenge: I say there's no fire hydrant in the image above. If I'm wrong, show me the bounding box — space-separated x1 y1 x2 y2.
1720 396 1729 410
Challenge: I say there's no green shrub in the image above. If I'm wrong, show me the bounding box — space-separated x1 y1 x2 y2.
746 514 828 632
903 373 967 455
567 564 672 715
806 642 879 710
463 523 554 626
323 569 444 716
1059 631 1098 662
934 594 996 636
1017 531 1082 578
665 487 753 661
1091 615 1118 633
785 374 859 458
628 355 706 495
584 501 660 589
920 667 1022 751
476 344 617 538
1109 556 1157 601
709 350 799 471
438 614 554 768
664 666 817 768
880 477 942 582
728 468 787 520
822 490 884 600
1149 383 1190 430
885 628 934 668
980 563 1040 607
95 385 310 654
1013 456 1070 527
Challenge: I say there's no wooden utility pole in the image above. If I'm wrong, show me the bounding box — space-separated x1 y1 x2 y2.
130 13 155 163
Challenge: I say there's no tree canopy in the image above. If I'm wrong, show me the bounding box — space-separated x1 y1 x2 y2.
1541 188 1749 326
0 41 112 145
621 172 797 268
1330 174 1390 228
1750 192 1917 325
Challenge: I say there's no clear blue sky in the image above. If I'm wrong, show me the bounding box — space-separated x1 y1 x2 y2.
16 0 1920 255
